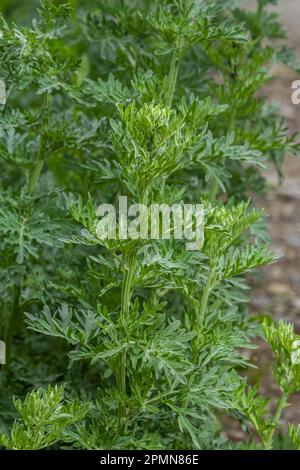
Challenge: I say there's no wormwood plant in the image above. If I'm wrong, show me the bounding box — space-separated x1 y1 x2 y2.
0 0 299 450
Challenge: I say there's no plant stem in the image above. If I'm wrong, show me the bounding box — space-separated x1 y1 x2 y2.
28 159 44 195
28 93 50 195
182 266 215 414
5 285 21 365
117 189 149 434
165 51 179 108
198 266 215 329
257 0 263 17
120 249 137 323
208 177 218 201
165 39 184 107
208 92 236 202
70 0 78 20
264 393 288 449
118 248 137 434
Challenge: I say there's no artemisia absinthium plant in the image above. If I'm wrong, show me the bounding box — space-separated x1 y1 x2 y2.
0 0 299 450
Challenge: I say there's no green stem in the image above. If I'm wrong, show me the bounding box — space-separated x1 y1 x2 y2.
28 159 44 195
69 0 78 20
5 285 21 365
161 40 183 192
165 51 179 107
28 93 49 195
208 87 236 202
117 189 149 434
208 177 218 201
120 249 137 322
182 266 215 414
208 95 236 202
165 39 184 108
264 393 288 449
118 249 136 434
257 0 263 17
198 266 215 329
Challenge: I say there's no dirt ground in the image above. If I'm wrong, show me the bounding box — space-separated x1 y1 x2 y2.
226 0 300 442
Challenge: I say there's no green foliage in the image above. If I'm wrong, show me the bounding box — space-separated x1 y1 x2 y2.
231 320 300 449
0 385 88 450
289 424 300 450
263 319 300 394
0 0 299 451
